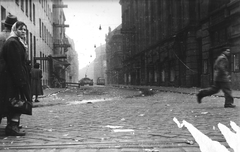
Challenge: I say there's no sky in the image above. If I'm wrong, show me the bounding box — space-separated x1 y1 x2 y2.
63 0 122 69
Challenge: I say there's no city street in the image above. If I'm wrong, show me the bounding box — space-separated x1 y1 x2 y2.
0 85 239 152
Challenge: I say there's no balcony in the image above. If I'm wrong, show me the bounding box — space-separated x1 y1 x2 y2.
53 4 68 8
53 23 69 28
54 38 71 48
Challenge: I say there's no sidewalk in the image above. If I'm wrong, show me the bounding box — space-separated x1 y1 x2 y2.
40 87 66 98
40 85 240 99
113 84 240 98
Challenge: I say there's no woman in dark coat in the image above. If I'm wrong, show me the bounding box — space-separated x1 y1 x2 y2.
31 63 43 102
0 21 32 136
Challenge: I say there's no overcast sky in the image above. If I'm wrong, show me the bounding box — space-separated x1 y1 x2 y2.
63 0 122 69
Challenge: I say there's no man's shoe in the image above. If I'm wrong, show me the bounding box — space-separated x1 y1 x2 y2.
224 104 236 108
196 94 202 104
35 100 40 102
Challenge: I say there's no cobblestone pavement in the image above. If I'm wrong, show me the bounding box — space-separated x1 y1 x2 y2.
0 85 239 152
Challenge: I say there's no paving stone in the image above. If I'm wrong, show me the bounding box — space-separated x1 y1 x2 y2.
120 148 142 152
0 86 238 152
98 148 120 152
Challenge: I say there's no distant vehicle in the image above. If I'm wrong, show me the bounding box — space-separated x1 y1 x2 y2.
97 77 105 85
79 77 93 86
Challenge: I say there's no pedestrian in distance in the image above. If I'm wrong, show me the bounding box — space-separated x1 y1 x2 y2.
196 48 236 108
0 21 32 136
31 63 43 102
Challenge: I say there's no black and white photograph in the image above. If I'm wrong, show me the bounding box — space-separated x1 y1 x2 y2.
0 0 239 151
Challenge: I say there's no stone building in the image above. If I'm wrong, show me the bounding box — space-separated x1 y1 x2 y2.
119 0 240 89
93 44 106 84
105 25 123 85
0 0 76 88
65 36 79 83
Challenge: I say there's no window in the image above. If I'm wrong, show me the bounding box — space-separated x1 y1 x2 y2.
161 70 165 82
1 6 6 31
39 18 41 37
30 32 32 61
44 25 46 42
148 70 152 82
232 54 240 72
128 74 131 83
15 0 19 5
203 60 208 74
33 36 36 58
154 70 158 82
33 4 35 24
25 30 29 45
40 52 42 70
42 53 45 72
29 0 32 21
20 0 24 11
42 23 44 40
170 68 175 82
25 0 28 16
211 28 227 46
25 29 29 59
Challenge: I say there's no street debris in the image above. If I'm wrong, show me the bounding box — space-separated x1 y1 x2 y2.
67 98 115 105
213 126 216 130
138 88 155 96
121 118 125 121
185 139 194 145
144 148 160 152
201 112 208 114
112 129 134 133
105 125 123 129
43 128 54 132
218 121 240 152
173 117 240 152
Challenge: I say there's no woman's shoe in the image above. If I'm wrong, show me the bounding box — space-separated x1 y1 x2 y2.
5 122 26 136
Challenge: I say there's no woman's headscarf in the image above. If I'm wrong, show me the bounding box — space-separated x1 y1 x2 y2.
7 21 28 50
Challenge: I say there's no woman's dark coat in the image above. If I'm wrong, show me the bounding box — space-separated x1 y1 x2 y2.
0 37 32 116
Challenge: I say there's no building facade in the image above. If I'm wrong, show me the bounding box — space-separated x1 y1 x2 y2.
105 25 123 85
0 0 76 88
93 44 106 84
119 0 240 89
65 36 79 83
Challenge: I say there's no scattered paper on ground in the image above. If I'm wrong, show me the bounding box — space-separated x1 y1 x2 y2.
173 117 240 152
105 125 123 129
218 121 240 152
113 129 134 132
